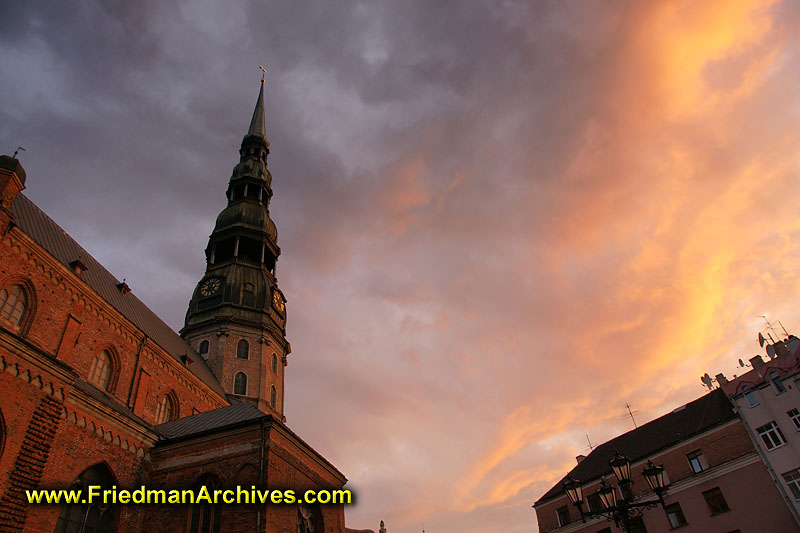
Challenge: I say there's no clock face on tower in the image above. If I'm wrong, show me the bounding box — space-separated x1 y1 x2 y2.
199 278 222 297
272 289 285 313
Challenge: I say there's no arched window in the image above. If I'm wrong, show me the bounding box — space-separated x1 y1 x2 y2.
198 340 209 358
88 350 112 390
237 339 249 360
0 284 26 325
54 463 115 533
270 385 277 409
188 475 221 533
155 393 176 424
234 372 248 395
271 353 278 374
297 503 320 533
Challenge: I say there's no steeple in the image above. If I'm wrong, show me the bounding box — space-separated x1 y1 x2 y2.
247 79 267 142
182 78 289 416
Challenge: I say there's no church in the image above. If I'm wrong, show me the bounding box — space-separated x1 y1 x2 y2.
0 80 349 532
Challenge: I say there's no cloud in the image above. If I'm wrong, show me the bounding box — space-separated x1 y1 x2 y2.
3 1 800 532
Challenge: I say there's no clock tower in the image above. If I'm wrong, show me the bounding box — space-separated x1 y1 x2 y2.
182 79 289 415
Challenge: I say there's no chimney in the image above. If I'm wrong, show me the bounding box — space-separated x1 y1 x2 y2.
715 373 728 385
750 355 765 368
775 341 790 358
576 454 586 464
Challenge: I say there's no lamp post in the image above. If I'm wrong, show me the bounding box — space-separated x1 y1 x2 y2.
563 453 667 532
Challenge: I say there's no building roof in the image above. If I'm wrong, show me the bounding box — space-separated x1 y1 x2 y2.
535 388 736 505
155 399 266 440
9 193 225 397
720 338 800 397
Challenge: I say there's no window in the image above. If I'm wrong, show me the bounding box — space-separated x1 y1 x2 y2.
556 505 570 527
742 385 758 407
188 475 221 533
772 371 787 394
783 468 800 500
271 353 278 374
586 492 603 513
629 516 648 533
0 284 26 325
88 350 112 390
155 394 175 424
789 409 800 431
297 504 319 533
198 340 209 358
54 464 115 533
237 339 249 359
702 487 730 515
234 372 247 395
270 386 277 409
757 421 787 450
665 502 687 528
687 450 708 473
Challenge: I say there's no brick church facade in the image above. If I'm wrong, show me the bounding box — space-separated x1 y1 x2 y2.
0 81 347 532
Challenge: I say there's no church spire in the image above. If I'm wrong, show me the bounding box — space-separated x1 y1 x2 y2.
247 78 267 141
182 73 288 416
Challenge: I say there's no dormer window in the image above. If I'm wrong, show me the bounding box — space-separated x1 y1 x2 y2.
743 386 759 407
771 371 787 394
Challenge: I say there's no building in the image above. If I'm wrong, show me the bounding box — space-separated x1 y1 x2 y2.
533 389 799 532
0 80 348 532
717 335 800 524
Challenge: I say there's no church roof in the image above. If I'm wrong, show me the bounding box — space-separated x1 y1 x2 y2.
155 399 265 439
534 388 736 505
9 193 225 397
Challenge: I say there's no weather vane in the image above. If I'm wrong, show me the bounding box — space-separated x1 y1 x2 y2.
259 65 267 82
13 146 25 158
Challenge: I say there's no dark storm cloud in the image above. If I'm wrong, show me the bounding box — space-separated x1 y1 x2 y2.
3 1 800 532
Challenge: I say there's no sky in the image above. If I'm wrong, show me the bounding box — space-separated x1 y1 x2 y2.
2 1 800 531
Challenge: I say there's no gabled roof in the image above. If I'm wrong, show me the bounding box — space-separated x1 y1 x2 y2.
155 399 266 440
10 193 225 397
535 388 736 505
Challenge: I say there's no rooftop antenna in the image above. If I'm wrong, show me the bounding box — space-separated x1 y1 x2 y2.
422 522 425 533
12 146 25 158
623 403 639 429
758 315 781 341
585 434 596 452
778 320 790 338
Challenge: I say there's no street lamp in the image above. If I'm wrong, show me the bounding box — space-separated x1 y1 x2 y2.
563 453 668 532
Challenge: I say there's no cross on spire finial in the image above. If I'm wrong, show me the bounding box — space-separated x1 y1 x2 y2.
259 65 267 83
